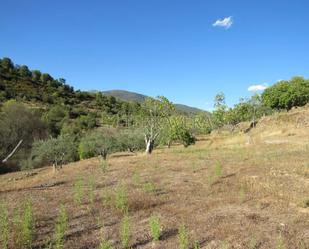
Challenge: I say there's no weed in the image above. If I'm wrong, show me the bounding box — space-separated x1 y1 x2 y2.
149 215 161 241
239 185 246 203
132 171 141 186
220 241 230 249
301 199 309 208
193 240 200 249
276 235 286 249
88 176 96 205
120 215 130 249
100 157 108 173
98 238 112 249
0 203 9 249
73 176 84 205
143 182 156 194
102 191 113 208
54 204 68 249
14 199 35 249
214 162 222 178
178 224 189 249
115 184 128 214
248 236 257 249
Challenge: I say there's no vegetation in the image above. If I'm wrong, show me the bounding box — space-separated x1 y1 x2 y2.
120 215 130 249
149 215 161 241
54 205 69 249
178 224 189 249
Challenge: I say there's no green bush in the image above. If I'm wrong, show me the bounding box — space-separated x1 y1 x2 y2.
115 129 145 152
54 205 68 249
78 130 119 160
30 135 79 168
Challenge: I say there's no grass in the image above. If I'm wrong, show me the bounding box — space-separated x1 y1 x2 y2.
14 199 35 249
143 181 157 194
178 224 189 249
73 176 84 205
88 176 96 205
149 215 161 241
0 112 309 248
54 204 69 249
114 184 128 214
0 203 9 249
120 215 130 249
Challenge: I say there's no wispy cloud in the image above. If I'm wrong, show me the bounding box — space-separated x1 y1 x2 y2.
213 16 233 29
248 83 268 92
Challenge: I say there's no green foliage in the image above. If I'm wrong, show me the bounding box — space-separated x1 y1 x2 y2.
178 224 189 249
54 205 68 249
14 199 35 249
0 203 9 249
78 130 119 160
143 182 157 194
114 184 128 214
212 92 227 128
262 77 309 110
98 238 113 249
149 215 161 241
275 235 286 249
42 105 69 137
73 177 84 205
30 135 79 168
120 215 130 249
115 128 145 152
0 101 47 171
88 176 96 205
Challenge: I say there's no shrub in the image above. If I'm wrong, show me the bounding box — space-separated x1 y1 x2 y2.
54 205 68 249
30 135 79 168
78 130 119 160
149 215 161 241
115 129 145 152
98 238 112 249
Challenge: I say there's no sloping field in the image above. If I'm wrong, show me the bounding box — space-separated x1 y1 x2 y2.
0 108 309 249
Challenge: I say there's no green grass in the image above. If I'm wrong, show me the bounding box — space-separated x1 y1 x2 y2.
149 215 161 241
143 182 157 194
120 215 130 249
14 199 35 249
54 204 69 249
178 224 189 249
115 184 128 214
0 203 9 249
73 176 84 205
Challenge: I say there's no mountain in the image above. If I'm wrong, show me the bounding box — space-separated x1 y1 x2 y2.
102 90 206 115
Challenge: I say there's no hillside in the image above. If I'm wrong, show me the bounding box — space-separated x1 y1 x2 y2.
103 90 206 115
0 106 308 249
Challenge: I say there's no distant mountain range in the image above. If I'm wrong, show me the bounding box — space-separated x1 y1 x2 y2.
102 90 206 115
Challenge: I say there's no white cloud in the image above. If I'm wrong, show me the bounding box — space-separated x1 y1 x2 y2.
213 16 233 29
248 83 268 92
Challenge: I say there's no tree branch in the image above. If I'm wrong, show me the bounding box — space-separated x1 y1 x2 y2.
2 140 23 163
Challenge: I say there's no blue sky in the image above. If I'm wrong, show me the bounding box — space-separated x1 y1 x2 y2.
1 0 309 110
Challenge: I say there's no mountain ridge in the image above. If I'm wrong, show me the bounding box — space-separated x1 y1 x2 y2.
102 89 206 115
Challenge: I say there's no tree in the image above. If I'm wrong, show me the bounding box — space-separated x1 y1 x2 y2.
141 96 175 154
78 130 119 160
42 105 69 137
0 101 47 170
212 92 227 128
30 136 78 170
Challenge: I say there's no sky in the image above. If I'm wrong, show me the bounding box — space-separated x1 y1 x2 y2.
1 0 309 110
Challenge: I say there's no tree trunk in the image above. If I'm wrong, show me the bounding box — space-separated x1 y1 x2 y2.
145 139 154 154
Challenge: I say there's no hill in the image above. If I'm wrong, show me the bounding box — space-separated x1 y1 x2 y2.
102 90 206 115
0 106 308 248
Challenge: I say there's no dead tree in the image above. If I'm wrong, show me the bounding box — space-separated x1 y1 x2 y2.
2 140 23 163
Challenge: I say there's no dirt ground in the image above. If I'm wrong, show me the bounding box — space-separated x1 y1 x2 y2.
0 124 308 249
